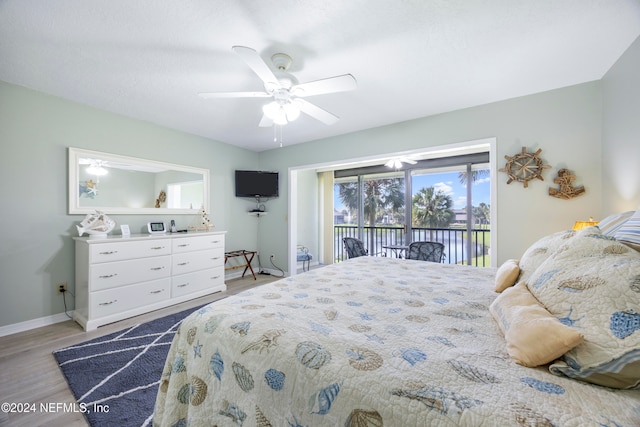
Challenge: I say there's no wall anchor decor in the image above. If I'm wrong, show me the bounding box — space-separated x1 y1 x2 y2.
549 168 585 199
499 146 550 188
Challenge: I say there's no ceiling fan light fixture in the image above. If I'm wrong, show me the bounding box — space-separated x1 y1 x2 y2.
86 161 108 176
263 100 300 125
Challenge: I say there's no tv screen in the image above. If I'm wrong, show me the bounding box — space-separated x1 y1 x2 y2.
235 170 279 198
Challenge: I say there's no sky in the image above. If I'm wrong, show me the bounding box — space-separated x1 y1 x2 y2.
334 170 491 212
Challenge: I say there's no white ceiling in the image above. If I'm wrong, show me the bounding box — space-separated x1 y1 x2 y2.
1 1 639 152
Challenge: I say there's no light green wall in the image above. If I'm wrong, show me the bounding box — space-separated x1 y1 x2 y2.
0 81 260 327
602 36 640 213
3 33 639 328
259 82 604 269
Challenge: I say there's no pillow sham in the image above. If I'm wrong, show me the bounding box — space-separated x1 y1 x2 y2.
598 210 634 236
517 229 575 285
489 282 583 367
494 259 520 292
526 226 640 389
614 209 640 251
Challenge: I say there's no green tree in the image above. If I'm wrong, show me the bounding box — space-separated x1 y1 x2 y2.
337 177 404 252
412 187 454 229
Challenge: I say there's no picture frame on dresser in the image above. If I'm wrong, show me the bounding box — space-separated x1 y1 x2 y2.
73 231 226 330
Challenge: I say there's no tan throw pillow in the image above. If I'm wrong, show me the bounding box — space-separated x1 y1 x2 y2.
494 259 520 292
489 282 583 367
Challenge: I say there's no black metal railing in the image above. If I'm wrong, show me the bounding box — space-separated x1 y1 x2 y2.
334 225 490 267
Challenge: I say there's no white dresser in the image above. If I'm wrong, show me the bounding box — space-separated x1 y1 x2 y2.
73 231 226 330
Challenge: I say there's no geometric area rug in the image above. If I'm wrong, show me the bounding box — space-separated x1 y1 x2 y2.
53 305 206 427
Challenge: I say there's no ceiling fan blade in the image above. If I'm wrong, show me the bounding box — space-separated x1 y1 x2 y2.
292 74 357 97
198 91 270 99
258 115 273 127
232 46 279 87
295 98 339 125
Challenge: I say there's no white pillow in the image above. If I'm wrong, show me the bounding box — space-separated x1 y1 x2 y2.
517 230 575 285
526 226 640 389
494 259 520 292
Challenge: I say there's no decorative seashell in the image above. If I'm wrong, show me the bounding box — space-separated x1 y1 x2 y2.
324 309 338 320
403 299 424 307
399 348 427 366
242 304 265 310
295 341 332 369
204 315 227 333
76 210 116 237
346 347 383 371
256 406 273 427
369 296 393 305
435 309 480 320
463 301 487 311
610 310 640 339
521 377 565 395
604 244 629 254
241 329 286 354
311 382 342 415
316 297 335 304
349 324 371 333
558 276 605 292
230 321 250 336
172 355 186 374
186 327 197 345
406 315 430 323
177 383 190 404
385 324 407 336
345 409 383 427
390 385 447 414
261 293 281 299
510 403 555 427
264 368 285 391
189 375 208 405
427 336 455 347
232 361 254 392
209 351 224 381
448 360 500 384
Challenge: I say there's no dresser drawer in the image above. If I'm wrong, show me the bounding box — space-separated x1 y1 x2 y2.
89 239 171 263
91 278 170 318
172 266 224 298
90 255 171 291
172 248 225 275
172 235 224 254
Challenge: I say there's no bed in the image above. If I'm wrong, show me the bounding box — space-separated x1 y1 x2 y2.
153 224 640 426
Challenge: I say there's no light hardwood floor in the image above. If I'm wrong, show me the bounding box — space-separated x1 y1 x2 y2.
0 274 278 427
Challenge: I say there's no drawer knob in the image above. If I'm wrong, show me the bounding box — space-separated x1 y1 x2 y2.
98 273 118 279
150 266 165 271
99 251 118 255
178 244 190 247
210 275 220 280
178 262 189 266
178 283 189 288
99 300 117 306
151 246 165 250
150 289 165 294
211 257 221 260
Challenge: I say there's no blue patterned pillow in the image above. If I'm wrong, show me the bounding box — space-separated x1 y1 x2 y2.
614 209 640 251
525 226 640 389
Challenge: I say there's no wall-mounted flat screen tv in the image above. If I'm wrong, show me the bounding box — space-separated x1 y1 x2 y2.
235 170 279 198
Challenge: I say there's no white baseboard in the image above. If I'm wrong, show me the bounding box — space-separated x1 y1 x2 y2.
0 312 73 338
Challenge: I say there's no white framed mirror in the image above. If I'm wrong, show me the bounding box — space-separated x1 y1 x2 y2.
68 147 210 215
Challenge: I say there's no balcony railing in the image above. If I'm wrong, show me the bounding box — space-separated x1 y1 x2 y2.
334 225 490 267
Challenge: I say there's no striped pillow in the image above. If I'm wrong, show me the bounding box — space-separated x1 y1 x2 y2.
614 209 640 251
598 211 634 236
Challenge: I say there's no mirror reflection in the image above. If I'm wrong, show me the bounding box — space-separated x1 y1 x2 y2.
69 147 209 214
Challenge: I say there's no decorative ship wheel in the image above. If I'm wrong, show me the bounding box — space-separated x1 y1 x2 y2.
499 147 551 188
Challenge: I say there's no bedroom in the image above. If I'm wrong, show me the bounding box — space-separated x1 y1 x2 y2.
1 1 640 426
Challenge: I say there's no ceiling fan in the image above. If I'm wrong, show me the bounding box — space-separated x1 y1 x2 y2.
385 157 417 169
198 46 357 127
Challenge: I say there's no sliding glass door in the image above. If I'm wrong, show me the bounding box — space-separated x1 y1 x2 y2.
334 153 491 266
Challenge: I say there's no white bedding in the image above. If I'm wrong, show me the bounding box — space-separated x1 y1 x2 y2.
153 256 640 426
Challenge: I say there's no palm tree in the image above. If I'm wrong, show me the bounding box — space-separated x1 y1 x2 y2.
412 187 454 239
458 169 490 185
337 178 404 253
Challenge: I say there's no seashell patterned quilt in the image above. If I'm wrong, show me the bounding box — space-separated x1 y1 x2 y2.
153 256 640 426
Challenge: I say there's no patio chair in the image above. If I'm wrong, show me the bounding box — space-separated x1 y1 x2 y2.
406 241 445 263
342 237 368 259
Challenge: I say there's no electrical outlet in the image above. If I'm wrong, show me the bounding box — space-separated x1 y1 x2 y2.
57 282 68 294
